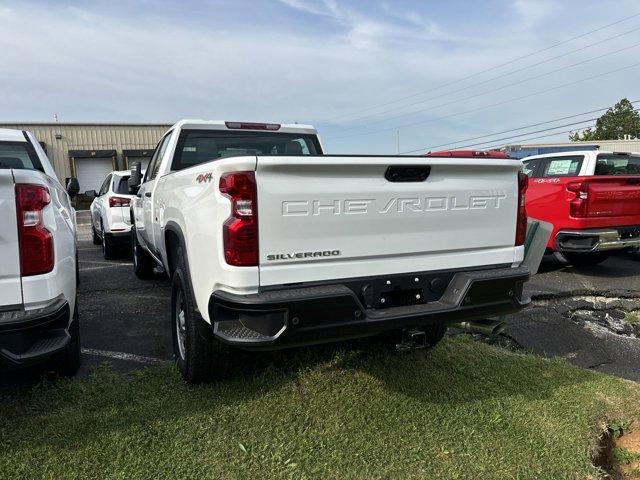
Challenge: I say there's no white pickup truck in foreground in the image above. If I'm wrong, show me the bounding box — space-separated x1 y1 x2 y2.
0 128 81 374
129 120 530 383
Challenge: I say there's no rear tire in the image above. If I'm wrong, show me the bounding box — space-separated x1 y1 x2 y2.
92 224 100 245
132 228 155 279
55 305 81 376
171 245 232 383
562 251 610 267
101 222 116 260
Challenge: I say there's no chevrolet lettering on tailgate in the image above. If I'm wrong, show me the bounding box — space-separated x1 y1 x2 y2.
281 194 507 216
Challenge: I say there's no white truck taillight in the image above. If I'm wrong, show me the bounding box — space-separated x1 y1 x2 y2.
109 196 131 207
219 172 258 266
15 184 54 276
567 181 589 217
515 172 528 246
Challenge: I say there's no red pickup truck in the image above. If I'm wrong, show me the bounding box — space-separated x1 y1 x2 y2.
521 151 640 266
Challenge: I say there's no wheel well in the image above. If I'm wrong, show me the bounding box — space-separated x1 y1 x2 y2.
165 230 181 276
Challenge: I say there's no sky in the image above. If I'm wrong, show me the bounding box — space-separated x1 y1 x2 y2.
1 0 639 154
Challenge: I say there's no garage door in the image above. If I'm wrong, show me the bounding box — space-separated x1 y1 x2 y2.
75 158 114 192
69 149 117 193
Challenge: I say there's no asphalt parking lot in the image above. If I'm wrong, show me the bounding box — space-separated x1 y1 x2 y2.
6 213 640 383
76 216 172 373
70 212 640 381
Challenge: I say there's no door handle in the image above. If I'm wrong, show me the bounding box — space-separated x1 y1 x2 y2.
385 165 431 182
145 192 152 197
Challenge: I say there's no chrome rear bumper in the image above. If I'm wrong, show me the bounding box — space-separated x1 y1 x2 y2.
556 227 640 253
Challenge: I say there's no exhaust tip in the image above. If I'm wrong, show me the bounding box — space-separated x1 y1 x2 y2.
453 319 506 337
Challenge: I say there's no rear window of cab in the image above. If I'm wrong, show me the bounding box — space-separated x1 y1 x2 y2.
0 141 44 172
595 154 640 175
171 130 322 171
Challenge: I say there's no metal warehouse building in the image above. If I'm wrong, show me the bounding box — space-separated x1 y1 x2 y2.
503 139 640 159
0 122 170 192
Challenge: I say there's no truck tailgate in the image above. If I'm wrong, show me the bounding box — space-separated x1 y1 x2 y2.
0 170 22 306
586 176 640 217
256 156 522 286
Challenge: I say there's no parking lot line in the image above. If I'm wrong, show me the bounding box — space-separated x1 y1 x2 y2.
80 260 134 265
80 265 130 272
81 348 167 365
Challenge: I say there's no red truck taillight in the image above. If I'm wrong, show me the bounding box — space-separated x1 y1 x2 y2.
567 181 589 217
515 172 528 246
219 172 258 266
15 184 54 276
109 196 131 207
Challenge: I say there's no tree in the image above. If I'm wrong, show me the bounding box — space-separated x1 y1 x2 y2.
569 98 640 141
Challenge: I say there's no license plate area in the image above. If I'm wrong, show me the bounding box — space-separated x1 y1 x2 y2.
378 287 423 308
350 272 456 310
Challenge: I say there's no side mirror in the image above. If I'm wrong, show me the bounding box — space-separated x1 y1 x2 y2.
128 161 142 194
84 190 97 199
66 177 80 198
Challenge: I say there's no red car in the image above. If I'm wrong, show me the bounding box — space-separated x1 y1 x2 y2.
521 150 640 266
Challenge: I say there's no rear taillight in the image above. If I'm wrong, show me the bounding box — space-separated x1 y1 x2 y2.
515 172 528 246
567 181 589 217
109 196 131 207
219 172 258 266
15 184 53 276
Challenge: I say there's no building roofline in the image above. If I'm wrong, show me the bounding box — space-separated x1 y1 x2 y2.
506 139 640 148
0 121 174 127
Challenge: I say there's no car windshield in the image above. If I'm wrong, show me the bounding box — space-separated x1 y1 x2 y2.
171 130 321 171
0 141 43 171
595 154 640 175
113 175 131 194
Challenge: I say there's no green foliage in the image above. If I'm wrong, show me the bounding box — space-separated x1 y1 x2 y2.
609 419 630 438
2 338 640 479
570 98 640 141
624 313 640 325
613 447 640 465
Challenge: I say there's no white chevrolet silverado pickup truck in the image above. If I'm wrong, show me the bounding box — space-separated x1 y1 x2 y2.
129 120 530 383
0 128 81 374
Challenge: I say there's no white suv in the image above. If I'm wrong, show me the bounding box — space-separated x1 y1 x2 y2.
0 128 81 374
88 170 136 259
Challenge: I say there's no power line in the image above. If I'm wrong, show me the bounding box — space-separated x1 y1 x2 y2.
334 26 640 129
327 61 640 142
402 100 639 153
483 126 596 150
456 119 606 149
476 107 640 150
326 12 640 123
333 40 640 135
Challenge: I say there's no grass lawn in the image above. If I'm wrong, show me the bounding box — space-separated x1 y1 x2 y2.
1 336 639 479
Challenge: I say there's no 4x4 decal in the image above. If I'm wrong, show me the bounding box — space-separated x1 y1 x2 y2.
196 172 212 183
